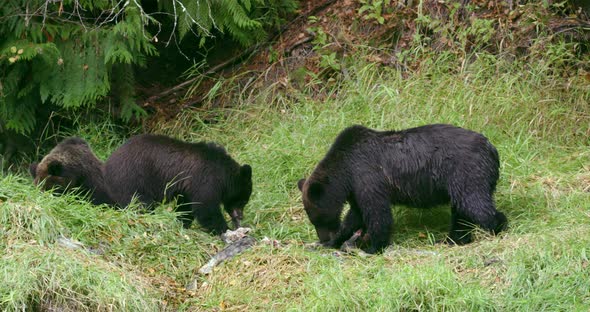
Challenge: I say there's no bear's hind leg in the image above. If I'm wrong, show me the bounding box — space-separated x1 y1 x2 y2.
451 190 506 241
448 206 474 245
174 194 195 229
492 211 508 234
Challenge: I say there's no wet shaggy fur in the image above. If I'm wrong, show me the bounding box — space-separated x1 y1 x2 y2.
104 134 252 235
298 124 507 254
29 137 112 205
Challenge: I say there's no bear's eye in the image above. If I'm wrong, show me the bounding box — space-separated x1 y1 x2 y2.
47 161 64 176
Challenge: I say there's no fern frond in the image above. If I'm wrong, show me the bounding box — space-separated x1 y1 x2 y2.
0 0 297 134
0 92 38 134
111 63 145 121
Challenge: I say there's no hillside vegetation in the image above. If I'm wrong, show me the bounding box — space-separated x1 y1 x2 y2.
2 0 590 310
2 52 589 310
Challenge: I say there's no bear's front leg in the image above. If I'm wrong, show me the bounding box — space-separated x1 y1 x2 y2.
357 194 393 254
326 205 364 249
192 202 229 235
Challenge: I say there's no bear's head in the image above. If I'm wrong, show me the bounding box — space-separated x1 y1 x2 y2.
224 164 253 228
30 137 101 194
298 177 341 243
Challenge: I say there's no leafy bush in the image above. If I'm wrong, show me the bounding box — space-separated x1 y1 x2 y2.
0 0 297 135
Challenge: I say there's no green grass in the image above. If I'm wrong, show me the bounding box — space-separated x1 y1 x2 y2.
1 53 589 311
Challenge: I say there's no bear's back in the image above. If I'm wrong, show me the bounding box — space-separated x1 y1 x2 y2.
109 134 236 168
104 134 241 206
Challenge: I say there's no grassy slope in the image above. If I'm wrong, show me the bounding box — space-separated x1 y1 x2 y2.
1 56 589 311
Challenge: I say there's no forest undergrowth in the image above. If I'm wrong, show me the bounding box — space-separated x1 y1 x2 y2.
2 47 589 310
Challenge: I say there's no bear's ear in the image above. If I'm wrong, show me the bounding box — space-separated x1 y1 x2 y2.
62 137 88 146
29 162 38 178
240 164 252 181
47 160 63 176
297 178 306 192
308 181 324 200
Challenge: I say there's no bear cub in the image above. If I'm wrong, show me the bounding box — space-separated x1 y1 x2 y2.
29 137 112 205
104 134 252 235
298 124 507 254
31 135 252 235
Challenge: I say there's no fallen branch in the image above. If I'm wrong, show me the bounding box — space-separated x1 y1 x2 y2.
144 49 255 104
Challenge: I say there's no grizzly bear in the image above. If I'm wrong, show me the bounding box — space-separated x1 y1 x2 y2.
29 137 113 205
103 134 252 235
30 135 252 235
298 124 507 254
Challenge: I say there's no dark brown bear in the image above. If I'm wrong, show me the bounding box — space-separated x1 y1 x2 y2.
103 134 252 235
30 135 252 235
298 124 507 254
29 137 113 205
